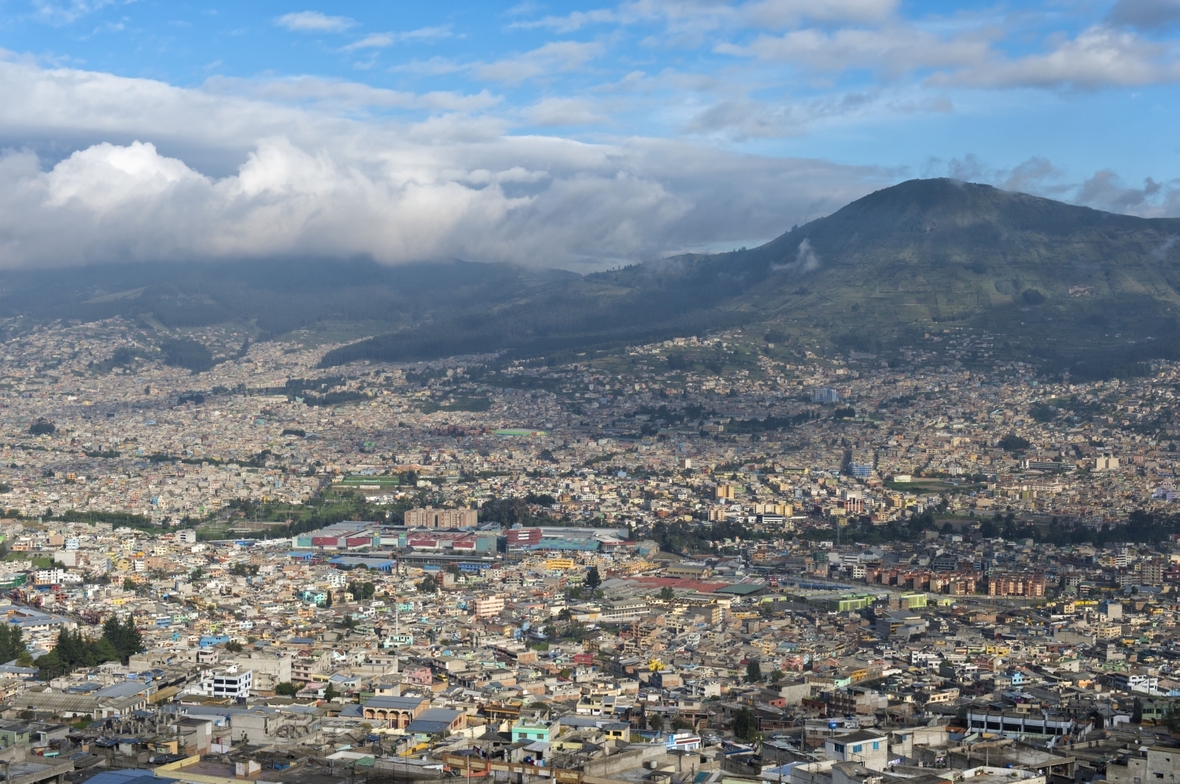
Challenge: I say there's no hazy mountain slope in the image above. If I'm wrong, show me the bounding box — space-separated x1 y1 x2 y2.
3 178 1180 377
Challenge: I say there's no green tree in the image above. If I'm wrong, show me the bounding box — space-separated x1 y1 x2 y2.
418 574 439 594
658 586 675 601
274 682 300 697
585 566 602 591
0 625 27 663
225 640 244 653
770 670 784 683
745 660 762 684
648 713 664 733
999 433 1031 452
102 614 143 664
729 707 759 742
323 683 339 701
122 577 137 592
322 591 332 608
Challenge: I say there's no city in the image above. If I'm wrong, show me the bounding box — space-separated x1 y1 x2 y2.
0 318 1177 784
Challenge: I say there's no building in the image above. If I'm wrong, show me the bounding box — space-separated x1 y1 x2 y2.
824 730 889 771
472 595 505 618
362 695 430 728
197 668 253 700
33 568 65 586
812 387 841 404
404 507 478 528
1108 747 1180 784
987 572 1046 597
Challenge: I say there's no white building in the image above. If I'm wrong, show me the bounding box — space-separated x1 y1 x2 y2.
197 667 253 700
34 568 66 586
824 730 889 771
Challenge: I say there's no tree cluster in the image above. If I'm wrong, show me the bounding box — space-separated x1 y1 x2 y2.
35 617 143 679
348 580 376 600
0 625 29 665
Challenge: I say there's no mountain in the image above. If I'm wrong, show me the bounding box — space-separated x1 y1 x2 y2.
2 178 1179 378
324 178 1180 375
723 178 1180 375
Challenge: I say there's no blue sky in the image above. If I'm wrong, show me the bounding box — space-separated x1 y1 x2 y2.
0 0 1177 269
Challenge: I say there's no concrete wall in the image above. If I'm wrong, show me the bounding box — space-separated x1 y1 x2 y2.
584 745 668 777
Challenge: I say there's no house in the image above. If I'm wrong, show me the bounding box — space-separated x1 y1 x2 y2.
511 718 555 743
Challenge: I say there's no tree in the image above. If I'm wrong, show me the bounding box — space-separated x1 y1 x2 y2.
745 660 762 684
0 625 27 664
585 566 602 591
274 682 300 697
658 586 675 601
729 707 759 742
323 591 332 608
323 683 339 701
648 713 664 733
122 577 137 592
225 640 244 653
770 670 784 683
418 574 439 594
999 433 1031 452
102 615 143 664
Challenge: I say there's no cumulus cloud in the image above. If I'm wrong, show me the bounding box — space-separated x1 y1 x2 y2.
921 153 1176 218
274 11 356 33
1076 169 1164 212
0 60 890 269
1002 156 1062 193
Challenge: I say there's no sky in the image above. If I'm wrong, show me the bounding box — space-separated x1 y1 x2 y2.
0 0 1178 270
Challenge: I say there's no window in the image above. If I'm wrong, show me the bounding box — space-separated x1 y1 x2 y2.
833 744 845 754
853 745 863 754
873 742 880 750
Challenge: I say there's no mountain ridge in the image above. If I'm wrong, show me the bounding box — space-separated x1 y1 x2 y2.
1 178 1179 378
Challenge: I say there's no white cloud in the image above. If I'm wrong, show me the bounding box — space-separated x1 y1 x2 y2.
274 11 356 33
510 0 898 35
32 0 116 25
341 26 453 52
717 25 993 78
203 75 500 113
1076 169 1165 213
474 41 607 84
935 25 1180 89
742 0 898 27
0 60 891 269
1108 0 1180 31
524 97 609 126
